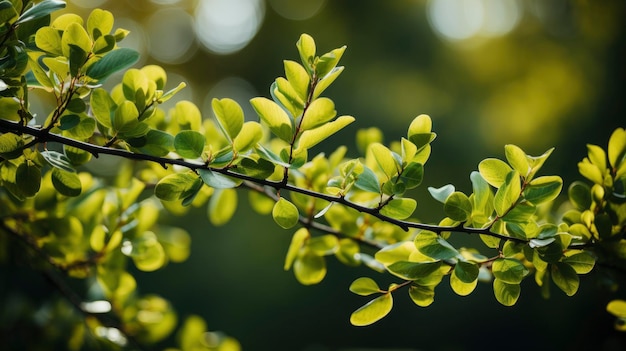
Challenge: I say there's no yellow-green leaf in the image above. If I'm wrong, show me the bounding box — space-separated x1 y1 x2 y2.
284 228 309 270
479 158 513 188
293 249 326 285
349 277 381 296
350 293 393 326
300 97 336 131
272 198 299 229
250 97 293 142
493 278 520 306
295 115 354 153
61 22 92 58
208 189 237 226
233 121 263 152
212 98 244 141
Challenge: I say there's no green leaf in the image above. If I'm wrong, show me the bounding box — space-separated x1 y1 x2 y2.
237 157 275 179
174 130 205 159
368 143 398 180
250 97 293 142
504 144 530 177
284 60 309 100
35 26 63 55
551 262 579 296
563 251 595 274
428 184 455 203
313 66 343 99
284 228 308 270
296 33 316 72
492 258 528 284
444 191 472 221
17 0 66 24
272 198 299 229
198 168 239 189
608 128 626 169
315 45 346 78
273 78 303 118
122 231 166 272
350 293 393 326
418 236 459 260
208 188 237 226
493 278 520 306
41 150 75 172
86 8 114 39
112 100 139 132
407 114 436 149
61 22 92 58
493 170 521 216
308 235 338 255
295 115 355 153
0 132 24 159
523 176 563 205
354 165 380 193
451 261 479 296
154 172 200 201
568 181 592 211
51 168 82 197
212 98 244 141
300 97 336 131
400 162 423 189
293 249 326 285
387 261 442 281
349 277 382 296
15 162 41 197
577 160 603 185
379 198 416 220
408 284 436 307
479 158 513 188
375 241 416 266
86 48 140 81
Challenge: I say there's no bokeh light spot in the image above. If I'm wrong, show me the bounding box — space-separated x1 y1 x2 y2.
269 0 327 21
194 0 265 55
147 8 196 64
427 0 521 42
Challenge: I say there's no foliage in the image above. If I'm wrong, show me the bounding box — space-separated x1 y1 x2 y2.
0 1 625 349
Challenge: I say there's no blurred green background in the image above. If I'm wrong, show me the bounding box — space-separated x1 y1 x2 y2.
18 0 626 350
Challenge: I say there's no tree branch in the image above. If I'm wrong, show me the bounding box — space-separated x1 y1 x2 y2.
0 119 585 249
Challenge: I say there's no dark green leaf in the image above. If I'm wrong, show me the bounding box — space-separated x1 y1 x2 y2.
174 130 205 159
551 262 579 296
198 168 240 189
15 162 41 197
443 191 472 221
51 168 82 197
86 48 140 81
17 0 66 24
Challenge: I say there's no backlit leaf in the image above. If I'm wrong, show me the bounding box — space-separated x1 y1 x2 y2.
174 130 205 159
272 198 299 229
208 188 237 226
295 115 354 153
608 128 626 169
250 97 293 142
408 284 436 307
563 251 595 274
284 60 309 100
379 198 416 220
375 241 416 266
300 97 336 131
523 176 563 204
350 293 393 326
233 121 263 152
492 258 528 284
479 158 513 188
387 261 442 281
122 231 166 271
284 228 308 270
505 144 530 177
349 277 382 296
451 261 479 296
16 162 41 197
212 98 244 141
86 8 114 39
493 278 520 306
494 170 521 216
444 191 472 222
293 249 326 285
